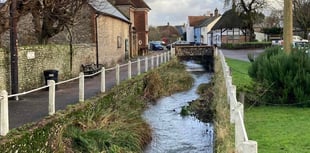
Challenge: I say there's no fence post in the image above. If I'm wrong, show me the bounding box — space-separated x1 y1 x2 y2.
235 112 242 151
230 85 237 123
156 54 159 67
79 72 84 102
48 80 56 115
226 76 232 104
101 67 106 93
160 53 164 63
151 56 154 69
116 64 120 85
242 140 257 153
128 61 132 79
145 57 148 72
137 58 141 75
0 90 9 136
167 51 170 61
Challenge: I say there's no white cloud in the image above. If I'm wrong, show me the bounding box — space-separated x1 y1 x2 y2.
145 0 283 26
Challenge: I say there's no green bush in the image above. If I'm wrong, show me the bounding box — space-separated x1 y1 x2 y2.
249 46 310 106
221 42 272 49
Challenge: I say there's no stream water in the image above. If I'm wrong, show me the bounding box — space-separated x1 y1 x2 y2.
143 61 214 153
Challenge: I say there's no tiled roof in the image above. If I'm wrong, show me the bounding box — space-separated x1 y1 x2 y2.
89 0 130 23
114 0 150 9
157 25 180 36
188 16 209 27
198 16 220 27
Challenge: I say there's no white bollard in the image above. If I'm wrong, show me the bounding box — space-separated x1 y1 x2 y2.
0 90 9 136
101 67 106 93
161 53 164 64
138 58 141 75
116 64 120 85
145 57 148 72
48 80 56 115
79 72 84 102
128 61 132 79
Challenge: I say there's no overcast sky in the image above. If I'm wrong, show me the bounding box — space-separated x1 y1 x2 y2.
145 0 283 26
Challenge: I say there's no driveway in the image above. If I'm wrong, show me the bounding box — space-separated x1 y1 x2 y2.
220 48 265 61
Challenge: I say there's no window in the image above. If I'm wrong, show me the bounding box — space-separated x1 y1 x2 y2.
117 36 122 48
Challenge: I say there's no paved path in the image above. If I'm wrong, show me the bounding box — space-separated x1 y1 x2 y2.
220 48 264 62
8 51 166 129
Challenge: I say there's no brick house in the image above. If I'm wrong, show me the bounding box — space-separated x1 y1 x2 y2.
110 0 151 56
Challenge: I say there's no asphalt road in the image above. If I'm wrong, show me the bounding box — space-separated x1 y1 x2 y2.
220 48 264 62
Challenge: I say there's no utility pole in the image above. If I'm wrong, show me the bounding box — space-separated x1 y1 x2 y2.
9 0 18 99
283 0 293 54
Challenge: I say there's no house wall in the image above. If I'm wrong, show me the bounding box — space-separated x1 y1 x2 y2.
186 25 194 43
97 15 129 67
49 5 94 44
135 10 148 49
194 28 201 44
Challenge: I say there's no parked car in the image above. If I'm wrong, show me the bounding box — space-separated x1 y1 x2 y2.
166 40 189 50
151 44 164 51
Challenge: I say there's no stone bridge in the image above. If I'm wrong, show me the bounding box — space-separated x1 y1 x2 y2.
174 45 215 72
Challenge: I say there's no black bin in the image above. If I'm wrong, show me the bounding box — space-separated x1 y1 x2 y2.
43 69 58 86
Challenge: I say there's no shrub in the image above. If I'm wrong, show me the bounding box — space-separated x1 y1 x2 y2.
249 46 310 106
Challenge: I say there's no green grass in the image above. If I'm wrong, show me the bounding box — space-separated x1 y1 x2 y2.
225 58 253 91
226 57 310 153
245 107 310 153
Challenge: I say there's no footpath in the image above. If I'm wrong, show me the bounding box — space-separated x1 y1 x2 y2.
8 51 166 129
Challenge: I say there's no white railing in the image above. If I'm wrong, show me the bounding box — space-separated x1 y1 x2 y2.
0 52 171 136
217 48 258 153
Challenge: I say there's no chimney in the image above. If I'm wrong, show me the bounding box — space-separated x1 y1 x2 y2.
214 8 219 17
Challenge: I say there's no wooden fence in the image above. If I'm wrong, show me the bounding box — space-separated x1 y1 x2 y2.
217 48 258 153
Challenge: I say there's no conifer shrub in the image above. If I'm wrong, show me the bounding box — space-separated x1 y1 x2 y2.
249 46 310 106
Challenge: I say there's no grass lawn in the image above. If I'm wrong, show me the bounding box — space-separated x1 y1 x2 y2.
225 58 253 91
226 57 310 153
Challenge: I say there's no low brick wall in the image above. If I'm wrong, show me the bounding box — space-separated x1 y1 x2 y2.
0 44 96 92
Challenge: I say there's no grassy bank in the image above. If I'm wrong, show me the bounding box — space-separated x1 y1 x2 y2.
226 57 310 153
213 56 235 153
0 58 193 153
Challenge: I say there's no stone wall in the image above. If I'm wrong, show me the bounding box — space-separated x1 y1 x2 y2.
0 44 95 92
0 48 9 91
175 45 214 56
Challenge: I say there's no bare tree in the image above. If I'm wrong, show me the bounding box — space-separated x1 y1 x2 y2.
225 0 267 41
293 0 310 39
0 0 87 44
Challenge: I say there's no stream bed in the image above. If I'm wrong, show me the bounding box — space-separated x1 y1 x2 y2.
143 61 214 153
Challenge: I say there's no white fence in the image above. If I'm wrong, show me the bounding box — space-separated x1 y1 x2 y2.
0 51 171 136
217 48 258 153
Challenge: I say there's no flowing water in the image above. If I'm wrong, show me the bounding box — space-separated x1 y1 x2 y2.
143 61 214 153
